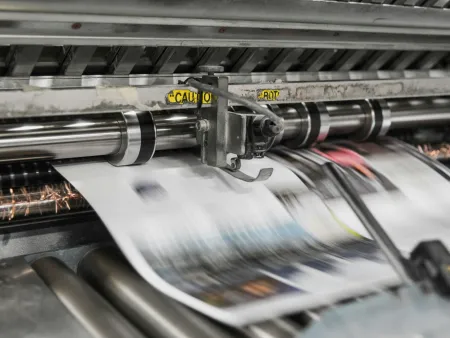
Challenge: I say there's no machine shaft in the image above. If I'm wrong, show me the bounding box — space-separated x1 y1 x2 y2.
32 257 146 338
78 248 234 338
0 97 448 164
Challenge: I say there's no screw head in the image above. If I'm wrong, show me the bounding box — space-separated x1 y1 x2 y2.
196 119 210 132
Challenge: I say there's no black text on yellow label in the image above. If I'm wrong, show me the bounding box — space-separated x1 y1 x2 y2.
166 90 213 105
257 89 280 101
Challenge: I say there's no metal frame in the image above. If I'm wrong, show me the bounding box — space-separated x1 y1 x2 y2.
0 0 449 35
4 23 450 50
1 75 450 117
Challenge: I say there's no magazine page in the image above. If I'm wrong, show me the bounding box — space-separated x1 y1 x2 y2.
54 154 399 326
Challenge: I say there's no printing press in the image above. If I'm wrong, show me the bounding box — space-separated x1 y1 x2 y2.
3 0 450 337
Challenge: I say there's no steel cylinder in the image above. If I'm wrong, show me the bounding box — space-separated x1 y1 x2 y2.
326 101 367 136
32 257 145 338
389 97 450 129
0 97 448 164
0 114 122 163
78 248 234 338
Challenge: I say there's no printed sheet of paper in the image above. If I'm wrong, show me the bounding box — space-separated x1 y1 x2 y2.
55 154 399 326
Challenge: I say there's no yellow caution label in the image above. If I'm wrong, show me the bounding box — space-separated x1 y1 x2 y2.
166 89 213 105
257 89 280 101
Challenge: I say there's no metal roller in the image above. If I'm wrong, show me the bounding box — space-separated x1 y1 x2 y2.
78 247 236 338
32 257 146 338
0 97 448 164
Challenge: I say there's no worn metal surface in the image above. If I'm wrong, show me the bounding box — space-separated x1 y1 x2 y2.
4 24 450 50
32 257 146 338
79 247 235 338
0 70 446 90
0 257 92 338
0 0 449 35
0 213 109 259
0 76 449 116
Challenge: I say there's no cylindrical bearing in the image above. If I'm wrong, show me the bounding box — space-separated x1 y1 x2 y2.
353 100 376 141
361 99 392 140
283 103 311 148
373 99 392 137
108 111 156 166
315 102 330 143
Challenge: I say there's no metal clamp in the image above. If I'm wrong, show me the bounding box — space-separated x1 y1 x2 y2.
108 111 156 166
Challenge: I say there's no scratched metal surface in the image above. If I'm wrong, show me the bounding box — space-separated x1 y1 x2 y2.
0 257 92 338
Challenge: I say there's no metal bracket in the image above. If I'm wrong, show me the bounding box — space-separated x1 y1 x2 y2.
193 75 274 182
222 167 274 182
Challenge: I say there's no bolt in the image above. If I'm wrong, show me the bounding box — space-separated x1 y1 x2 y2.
71 22 82 30
196 119 210 132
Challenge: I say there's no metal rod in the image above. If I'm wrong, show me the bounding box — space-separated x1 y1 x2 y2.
388 97 450 129
32 257 146 338
78 247 235 338
0 97 449 164
0 114 122 162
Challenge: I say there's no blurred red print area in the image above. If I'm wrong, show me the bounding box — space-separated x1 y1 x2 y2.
313 147 375 178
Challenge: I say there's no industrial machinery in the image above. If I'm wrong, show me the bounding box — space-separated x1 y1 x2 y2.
2 0 450 337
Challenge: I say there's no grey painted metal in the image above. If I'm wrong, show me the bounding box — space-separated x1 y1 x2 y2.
306 49 339 72
333 50 368 71
389 51 424 70
78 248 235 338
0 76 449 117
0 70 447 91
153 47 190 74
32 257 145 338
362 51 397 71
196 47 231 69
267 49 304 72
415 52 447 69
0 114 122 162
109 46 145 75
0 257 93 338
3 22 450 50
7 45 43 76
60 46 97 76
0 0 450 36
232 48 269 73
